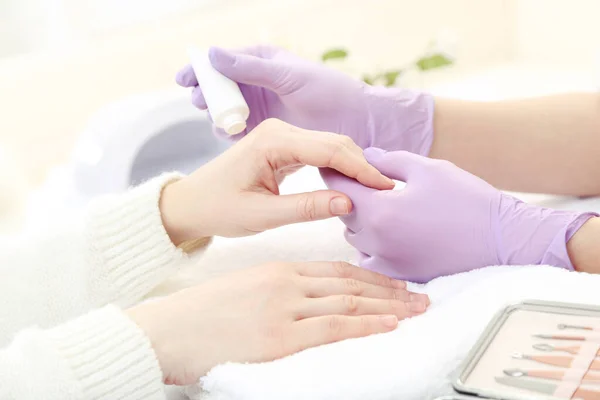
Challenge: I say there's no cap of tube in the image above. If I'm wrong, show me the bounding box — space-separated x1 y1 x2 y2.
222 113 247 135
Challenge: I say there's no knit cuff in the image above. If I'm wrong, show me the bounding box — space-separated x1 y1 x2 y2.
84 173 207 306
47 305 164 400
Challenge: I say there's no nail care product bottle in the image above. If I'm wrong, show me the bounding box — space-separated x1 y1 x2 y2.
187 46 249 135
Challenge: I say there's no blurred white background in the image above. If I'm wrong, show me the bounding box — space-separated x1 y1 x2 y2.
0 0 599 231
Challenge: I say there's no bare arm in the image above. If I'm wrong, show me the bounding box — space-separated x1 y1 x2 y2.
429 93 600 196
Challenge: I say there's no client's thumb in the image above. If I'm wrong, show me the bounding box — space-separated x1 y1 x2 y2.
266 190 352 228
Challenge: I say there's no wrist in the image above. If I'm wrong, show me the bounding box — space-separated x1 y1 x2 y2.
159 179 197 246
126 301 170 382
50 305 164 397
496 194 597 269
567 217 600 273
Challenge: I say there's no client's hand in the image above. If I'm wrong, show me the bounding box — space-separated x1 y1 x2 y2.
322 148 596 283
127 261 429 385
159 118 394 244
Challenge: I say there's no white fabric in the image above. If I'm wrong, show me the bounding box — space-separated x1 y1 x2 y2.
162 167 600 400
184 267 600 400
0 174 200 400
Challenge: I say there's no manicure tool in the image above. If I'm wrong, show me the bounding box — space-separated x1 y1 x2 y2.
495 376 600 400
534 334 599 342
512 352 600 370
534 343 596 355
504 368 600 382
559 324 596 331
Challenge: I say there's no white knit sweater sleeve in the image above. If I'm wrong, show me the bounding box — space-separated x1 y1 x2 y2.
0 173 207 400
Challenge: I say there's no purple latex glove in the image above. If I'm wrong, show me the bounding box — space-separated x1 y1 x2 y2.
321 148 598 283
176 46 434 155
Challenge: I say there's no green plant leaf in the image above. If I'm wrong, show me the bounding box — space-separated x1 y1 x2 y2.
321 48 348 62
362 74 375 85
415 53 453 71
382 70 403 87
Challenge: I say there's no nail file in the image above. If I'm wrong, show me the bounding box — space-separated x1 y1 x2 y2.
495 376 555 395
495 376 600 400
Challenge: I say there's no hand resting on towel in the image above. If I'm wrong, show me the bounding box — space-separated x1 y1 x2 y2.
128 260 428 386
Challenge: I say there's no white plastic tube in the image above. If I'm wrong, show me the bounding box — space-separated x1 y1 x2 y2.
187 47 249 135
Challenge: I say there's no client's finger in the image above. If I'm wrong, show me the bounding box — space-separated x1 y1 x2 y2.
302 277 414 301
275 122 395 190
291 315 397 353
249 190 353 230
295 261 406 289
297 296 426 320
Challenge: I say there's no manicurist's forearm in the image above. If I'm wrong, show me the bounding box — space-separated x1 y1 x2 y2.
429 93 600 196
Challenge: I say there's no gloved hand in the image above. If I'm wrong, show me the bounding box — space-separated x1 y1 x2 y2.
321 147 598 283
176 46 434 155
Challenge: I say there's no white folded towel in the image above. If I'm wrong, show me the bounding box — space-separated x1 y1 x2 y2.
185 266 600 400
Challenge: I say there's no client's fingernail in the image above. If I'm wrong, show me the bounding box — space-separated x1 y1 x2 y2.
384 176 395 187
409 302 427 313
379 315 398 328
393 280 407 289
409 293 429 304
330 197 350 215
